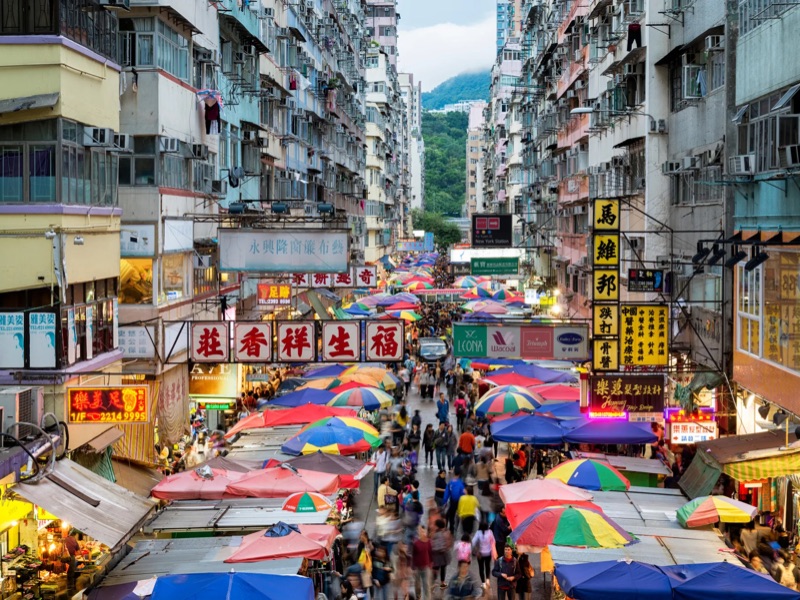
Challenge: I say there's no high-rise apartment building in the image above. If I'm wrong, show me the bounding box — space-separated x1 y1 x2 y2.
466 102 487 221
399 73 425 226
366 0 399 68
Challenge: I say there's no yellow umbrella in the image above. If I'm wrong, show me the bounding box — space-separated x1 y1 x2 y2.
300 377 339 390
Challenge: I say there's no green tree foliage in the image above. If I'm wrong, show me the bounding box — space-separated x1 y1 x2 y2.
422 111 468 217
411 209 463 249
421 70 491 110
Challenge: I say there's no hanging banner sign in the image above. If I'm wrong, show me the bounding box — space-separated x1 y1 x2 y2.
452 324 589 360
291 266 378 289
219 228 349 273
619 304 669 366
257 284 292 305
277 322 316 362
67 386 149 423
322 322 361 361
234 323 272 362
628 269 664 293
589 374 666 414
191 322 230 363
365 321 405 362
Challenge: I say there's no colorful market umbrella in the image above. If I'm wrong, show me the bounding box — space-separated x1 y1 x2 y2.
546 459 631 491
151 467 244 501
225 466 340 497
492 289 520 301
305 364 350 379
328 387 394 411
262 388 335 408
405 281 433 291
500 479 594 505
511 505 636 549
490 364 577 384
390 292 420 304
506 499 603 529
479 385 539 402
224 404 356 438
563 420 658 445
282 491 334 513
387 300 419 310
483 373 544 387
381 310 422 322
281 417 382 455
489 413 565 445
300 377 340 390
454 276 478 288
224 522 339 562
676 495 758 528
474 391 539 416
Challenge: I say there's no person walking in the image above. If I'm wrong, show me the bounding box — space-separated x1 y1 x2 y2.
447 561 478 600
412 526 433 600
454 395 468 433
492 545 520 600
458 426 476 460
434 469 447 508
443 471 465 534
436 392 450 424
515 553 534 600
372 545 393 600
471 522 497 585
491 506 511 559
374 444 389 495
446 424 458 471
457 486 480 536
434 423 448 471
430 518 452 589
422 424 435 468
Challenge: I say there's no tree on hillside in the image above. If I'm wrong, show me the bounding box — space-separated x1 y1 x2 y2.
411 209 463 249
421 71 491 110
422 111 468 217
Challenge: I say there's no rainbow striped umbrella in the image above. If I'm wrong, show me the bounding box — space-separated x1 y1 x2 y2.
474 391 538 416
511 505 636 548
405 281 433 291
282 417 382 455
328 387 394 411
478 385 538 402
282 492 334 513
546 459 631 491
454 276 478 288
676 495 758 528
382 310 422 322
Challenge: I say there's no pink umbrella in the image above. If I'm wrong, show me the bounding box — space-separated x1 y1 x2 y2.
151 467 245 501
224 523 339 563
225 466 340 498
470 300 508 314
529 384 581 402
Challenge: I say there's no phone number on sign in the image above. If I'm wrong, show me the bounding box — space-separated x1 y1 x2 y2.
69 411 148 423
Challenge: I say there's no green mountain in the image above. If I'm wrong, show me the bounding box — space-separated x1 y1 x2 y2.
421 70 490 110
421 111 468 217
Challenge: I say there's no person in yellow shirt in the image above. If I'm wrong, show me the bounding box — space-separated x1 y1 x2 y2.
457 486 480 536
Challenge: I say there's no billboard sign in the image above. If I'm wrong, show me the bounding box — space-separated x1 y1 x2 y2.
471 214 513 248
453 323 589 360
219 228 349 273
67 386 149 423
589 374 666 414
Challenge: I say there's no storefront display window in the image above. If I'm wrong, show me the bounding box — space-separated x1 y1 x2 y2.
120 258 153 304
161 254 186 301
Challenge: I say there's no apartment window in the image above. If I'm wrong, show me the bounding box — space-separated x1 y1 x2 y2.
160 154 189 189
194 260 216 296
156 20 189 79
118 136 156 186
366 56 379 68
379 26 395 36
161 253 187 302
120 258 153 304
738 89 800 172
709 52 725 91
193 49 217 90
737 263 762 357
119 18 155 67
739 0 800 36
669 60 683 112
192 161 214 194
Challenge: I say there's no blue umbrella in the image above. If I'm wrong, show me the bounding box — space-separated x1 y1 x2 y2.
344 305 373 316
305 364 349 379
260 388 335 408
662 562 800 600
490 364 577 384
489 413 565 445
563 420 657 445
555 560 673 600
151 572 314 600
535 401 582 418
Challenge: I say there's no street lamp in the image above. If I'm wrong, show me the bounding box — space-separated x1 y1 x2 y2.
570 107 660 132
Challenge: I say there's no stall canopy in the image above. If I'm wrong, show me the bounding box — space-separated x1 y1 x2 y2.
679 429 800 499
151 571 314 600
661 562 800 600
224 522 338 562
14 458 155 550
490 413 565 444
563 420 657 445
555 560 673 600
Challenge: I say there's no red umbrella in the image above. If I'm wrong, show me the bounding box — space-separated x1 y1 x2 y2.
328 381 374 393
529 384 581 402
151 468 245 501
387 300 418 310
225 466 340 498
224 404 356 438
224 523 339 562
483 373 544 387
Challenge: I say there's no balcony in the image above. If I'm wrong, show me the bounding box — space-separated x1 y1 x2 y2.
0 0 119 62
217 0 269 53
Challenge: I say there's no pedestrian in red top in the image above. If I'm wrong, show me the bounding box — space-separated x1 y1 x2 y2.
458 426 476 457
412 526 433 600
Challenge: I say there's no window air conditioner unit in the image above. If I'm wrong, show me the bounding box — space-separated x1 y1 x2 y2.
567 179 579 193
113 133 132 152
278 27 290 37
624 63 639 76
781 145 800 168
265 7 274 18
0 387 44 433
662 161 681 174
243 130 259 144
83 127 114 147
197 48 218 63
682 156 698 170
613 74 624 86
190 144 209 160
160 137 181 153
574 50 582 62
729 154 755 175
211 179 228 196
705 35 724 51
566 90 576 99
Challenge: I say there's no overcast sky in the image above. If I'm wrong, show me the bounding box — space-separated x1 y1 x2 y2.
397 0 496 92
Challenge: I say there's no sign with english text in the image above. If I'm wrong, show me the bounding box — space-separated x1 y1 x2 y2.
453 323 589 360
471 214 513 248
257 284 292 305
322 322 360 361
67 386 149 424
0 312 24 369
589 374 666 414
219 228 349 273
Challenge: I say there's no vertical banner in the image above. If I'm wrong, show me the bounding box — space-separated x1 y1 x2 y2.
67 308 77 365
0 313 24 369
112 298 119 350
191 322 230 363
29 312 57 368
322 322 360 361
85 305 94 360
591 198 621 373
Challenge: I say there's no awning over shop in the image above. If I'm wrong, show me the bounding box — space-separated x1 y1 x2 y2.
68 424 122 452
307 291 331 320
14 459 155 550
0 92 59 115
680 429 800 498
112 458 163 498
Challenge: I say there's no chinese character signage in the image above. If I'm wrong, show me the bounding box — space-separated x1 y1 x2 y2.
257 284 292 305
471 214 513 248
471 257 519 276
366 321 404 361
310 273 334 287
452 324 589 360
234 323 272 362
0 312 24 369
669 421 718 444
593 305 618 337
219 228 349 273
593 269 620 301
423 232 435 252
628 269 664 293
397 240 424 252
291 273 310 287
354 266 378 288
619 304 669 366
593 339 619 371
277 322 315 362
593 235 620 267
322 322 360 361
119 326 156 358
333 271 354 288
67 386 149 423
593 199 620 230
29 312 56 369
191 322 230 363
291 267 378 289
589 374 666 413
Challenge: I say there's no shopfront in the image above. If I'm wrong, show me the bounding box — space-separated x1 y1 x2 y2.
0 459 153 599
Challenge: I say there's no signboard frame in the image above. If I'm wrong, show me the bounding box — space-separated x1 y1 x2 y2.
471 214 513 248
67 386 149 424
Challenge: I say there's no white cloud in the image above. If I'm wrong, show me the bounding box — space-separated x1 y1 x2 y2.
398 13 495 92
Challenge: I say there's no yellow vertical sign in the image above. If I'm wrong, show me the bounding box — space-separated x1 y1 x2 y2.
593 199 620 230
593 269 620 301
591 198 622 373
593 304 619 337
593 234 620 267
593 339 619 371
619 304 669 366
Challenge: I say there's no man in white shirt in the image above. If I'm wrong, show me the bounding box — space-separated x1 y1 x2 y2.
374 444 389 496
